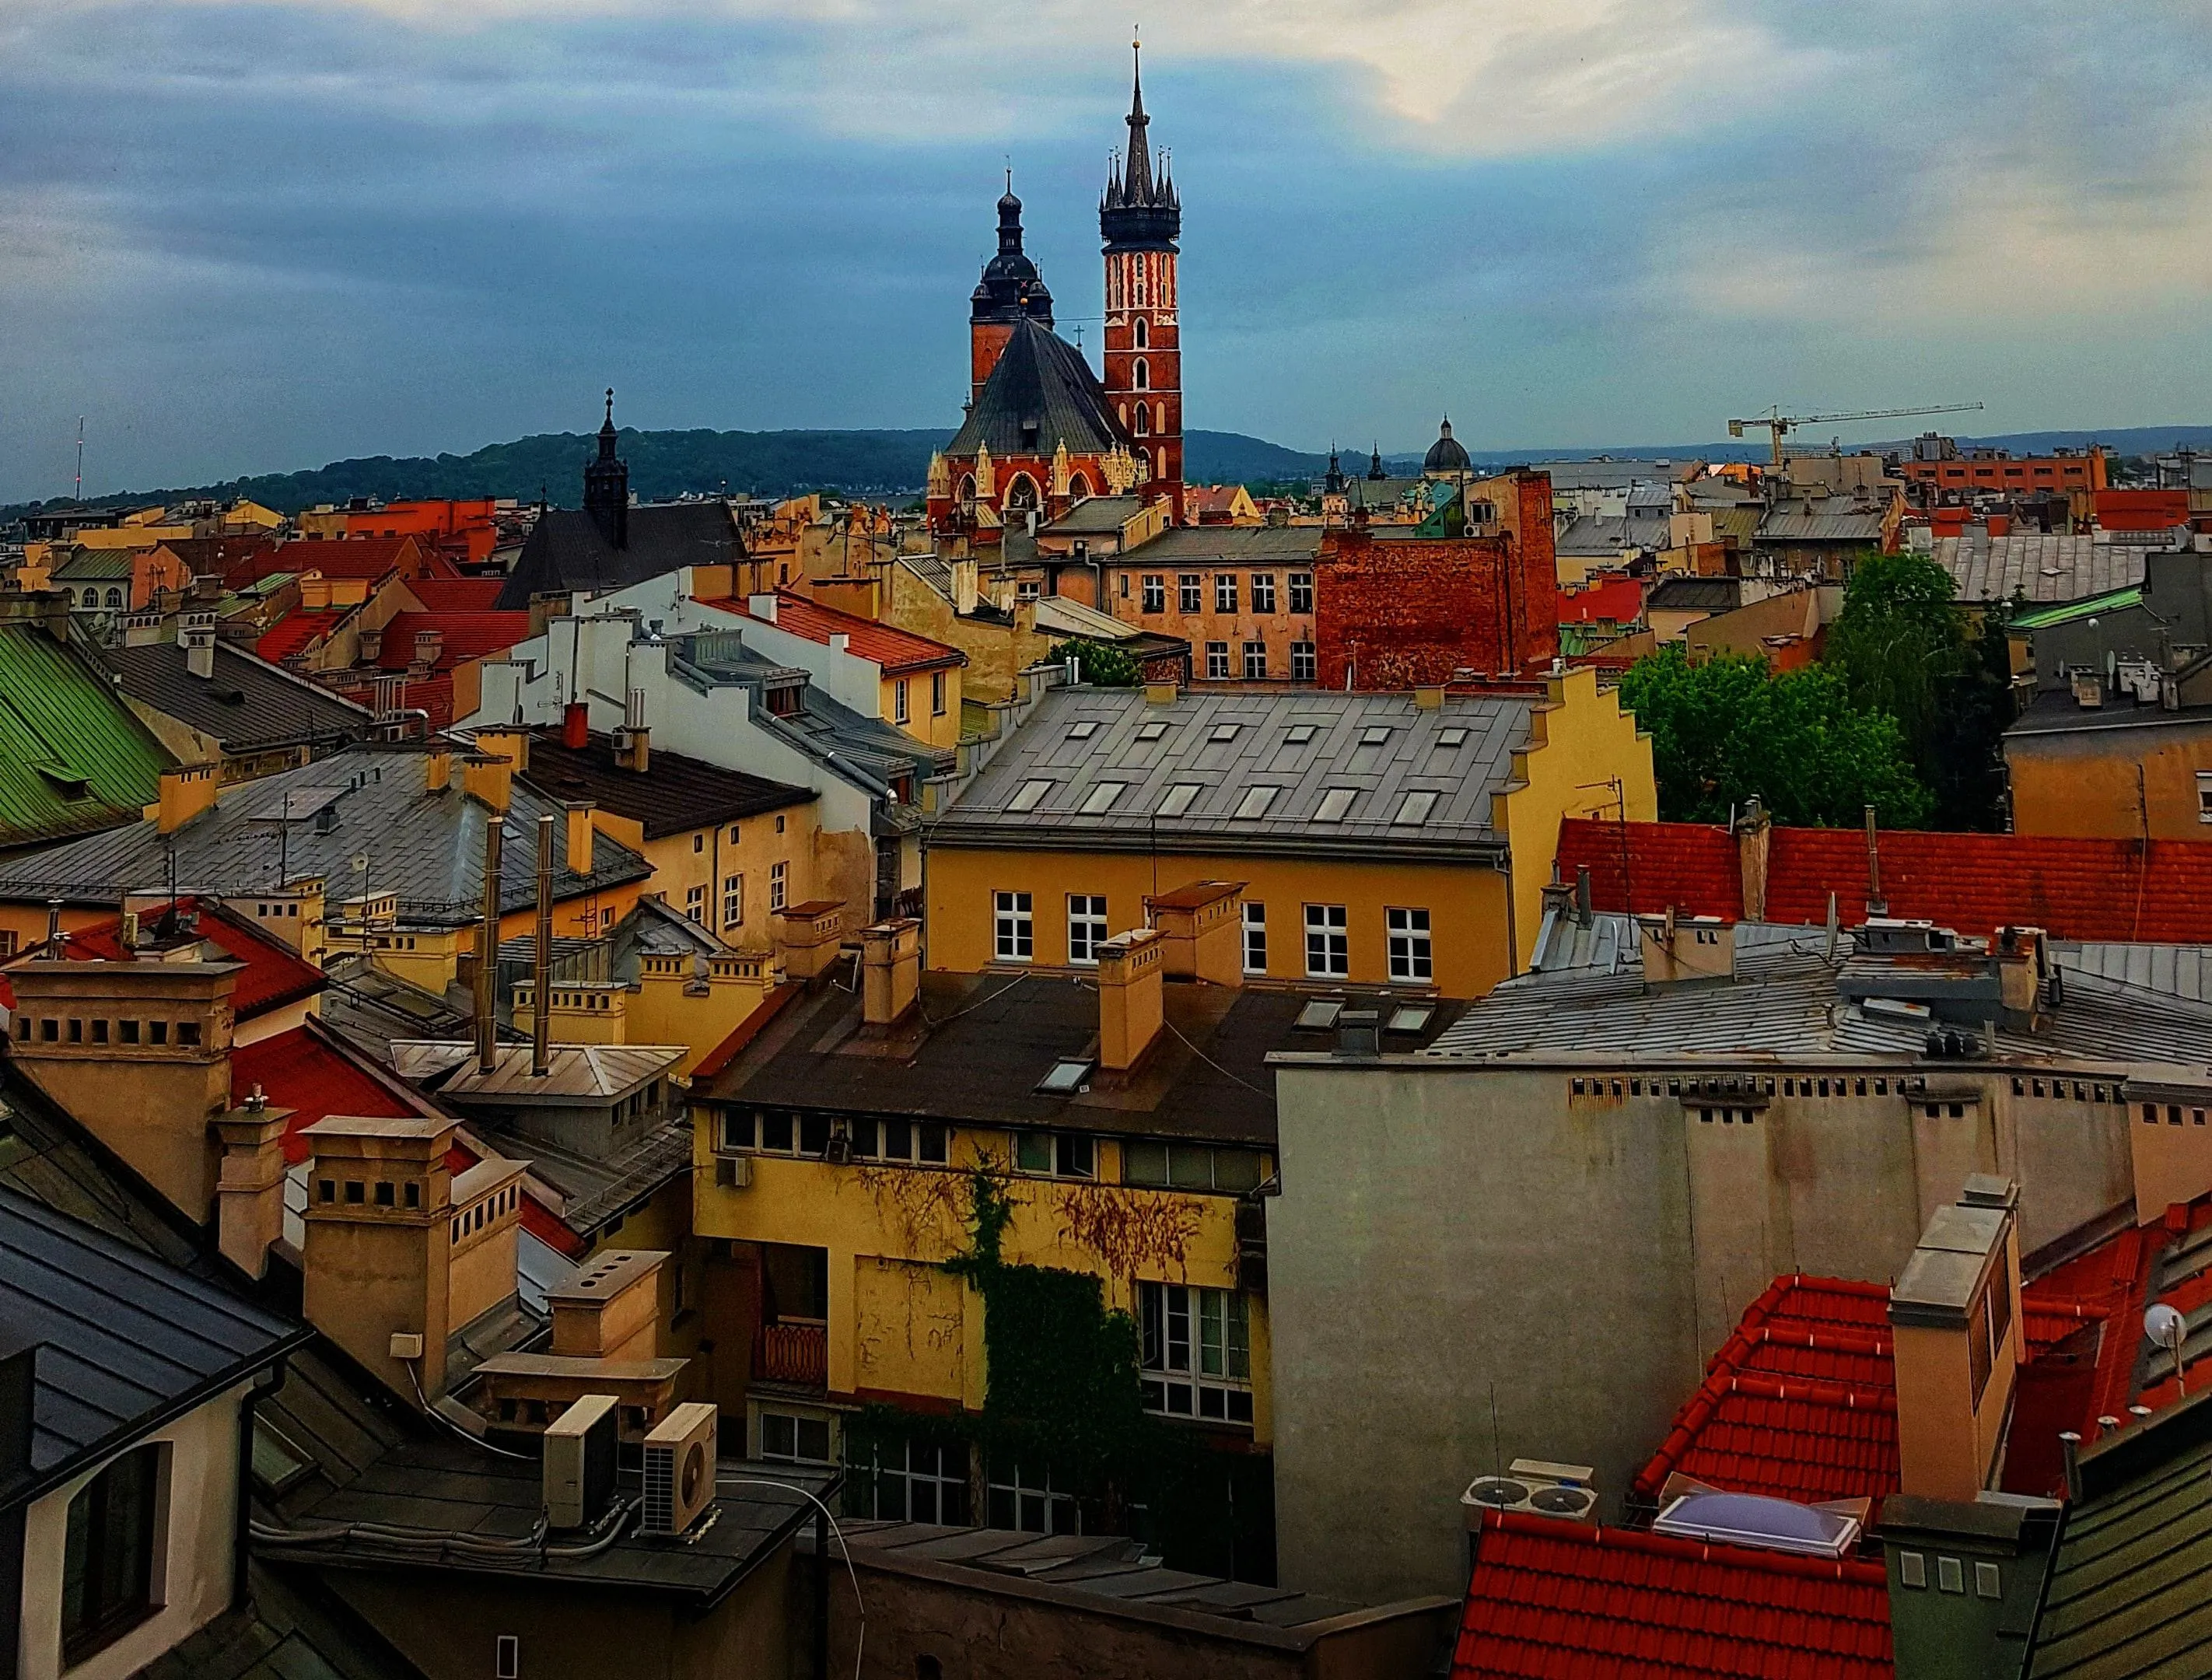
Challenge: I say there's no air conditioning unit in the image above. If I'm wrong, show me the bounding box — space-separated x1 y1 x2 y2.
641 1402 719 1537
1461 1458 1598 1524
544 1393 619 1531
716 1155 753 1190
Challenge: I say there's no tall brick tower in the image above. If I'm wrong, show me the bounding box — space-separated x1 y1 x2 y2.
1100 40 1183 523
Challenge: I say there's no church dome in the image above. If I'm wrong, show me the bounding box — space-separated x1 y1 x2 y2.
1423 416 1472 474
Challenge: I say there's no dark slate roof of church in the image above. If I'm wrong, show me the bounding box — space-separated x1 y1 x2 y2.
495 502 744 609
944 317 1127 460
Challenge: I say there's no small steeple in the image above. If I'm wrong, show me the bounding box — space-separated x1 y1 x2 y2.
583 387 629 549
1367 441 1387 481
1124 37 1153 204
597 387 617 458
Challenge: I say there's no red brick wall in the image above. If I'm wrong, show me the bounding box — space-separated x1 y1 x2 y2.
1314 475 1559 688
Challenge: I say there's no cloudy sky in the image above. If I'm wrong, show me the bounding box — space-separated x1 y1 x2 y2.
4 0 2210 500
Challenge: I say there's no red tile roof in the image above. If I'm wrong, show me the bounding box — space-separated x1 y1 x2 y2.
230 1024 419 1164
1556 818 2212 942
56 898 324 1019
1559 576 1647 625
271 537 457 582
404 578 506 612
373 611 531 672
257 608 346 664
711 588 965 674
1454 1510 1892 1680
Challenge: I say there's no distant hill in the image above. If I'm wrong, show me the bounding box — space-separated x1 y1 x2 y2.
4 427 1344 520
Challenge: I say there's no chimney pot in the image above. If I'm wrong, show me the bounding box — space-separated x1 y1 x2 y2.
1096 928 1167 1072
860 919 922 1030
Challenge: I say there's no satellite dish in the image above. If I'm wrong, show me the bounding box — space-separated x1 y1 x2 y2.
2146 1303 2187 1350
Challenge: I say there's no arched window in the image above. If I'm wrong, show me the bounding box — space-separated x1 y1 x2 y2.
1068 473 1094 500
1005 474 1040 513
957 474 977 509
105 587 123 607
1132 358 1149 391
1135 402 1150 437
1136 449 1152 483
1132 317 1147 350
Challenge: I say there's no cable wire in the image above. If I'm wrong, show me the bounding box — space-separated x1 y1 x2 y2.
717 1475 867 1680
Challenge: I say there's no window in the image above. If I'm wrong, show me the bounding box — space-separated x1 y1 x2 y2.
1313 786 1358 822
495 1635 520 1680
1393 789 1438 825
1135 401 1150 436
1066 720 1099 740
1284 723 1316 746
61 1443 163 1663
1136 719 1169 742
759 1410 835 1465
723 873 744 929
1234 786 1280 820
729 824 742 843
1124 1142 1262 1193
2199 771 2212 823
1132 315 1147 348
1206 642 1230 680
1215 574 1238 614
1077 782 1126 814
851 1435 970 1525
1243 902 1266 974
894 679 910 724
1251 573 1276 613
1305 904 1349 977
994 891 1033 961
931 670 947 716
1132 357 1149 390
1067 894 1108 964
1290 642 1316 681
1017 1131 1095 1178
988 1459 1080 1535
1388 908 1433 982
1178 574 1202 613
1360 725 1391 747
686 884 708 923
1139 1283 1254 1423
1289 572 1314 613
1008 779 1052 814
1141 574 1165 612
1243 641 1268 679
1157 782 1202 817
770 860 787 911
1118 572 1129 598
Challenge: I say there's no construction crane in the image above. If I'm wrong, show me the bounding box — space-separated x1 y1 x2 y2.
1727 403 1984 471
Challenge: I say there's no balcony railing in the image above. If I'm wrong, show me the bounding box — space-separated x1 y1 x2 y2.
754 1319 828 1389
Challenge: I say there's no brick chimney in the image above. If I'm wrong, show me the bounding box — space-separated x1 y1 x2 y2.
861 919 922 1030
460 740 517 812
153 762 221 835
424 746 453 792
1096 928 1166 1073
1734 796 1771 922
1888 1176 2025 1500
1637 907 1736 985
564 800 595 876
300 1113 457 1401
412 627 444 670
549 1249 667 1363
1146 881 1243 986
213 1090 292 1277
1992 926 2049 1031
8 956 241 1222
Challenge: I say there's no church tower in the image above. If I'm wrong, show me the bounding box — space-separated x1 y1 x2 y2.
583 388 628 548
971 183 1054 407
1100 40 1183 523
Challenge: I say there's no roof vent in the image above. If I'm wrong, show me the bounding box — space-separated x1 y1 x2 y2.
1335 1009 1380 1057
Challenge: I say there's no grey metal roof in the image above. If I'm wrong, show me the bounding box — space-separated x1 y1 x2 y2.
1425 925 2212 1067
2053 941 2212 1003
390 1041 683 1102
1041 495 1145 537
103 638 376 755
0 1183 306 1498
1756 503 1885 544
1123 526 1325 563
1933 531 2147 605
1647 576 1743 613
0 747 653 925
1528 459 1702 490
495 501 742 611
1556 513 1669 555
933 686 1531 859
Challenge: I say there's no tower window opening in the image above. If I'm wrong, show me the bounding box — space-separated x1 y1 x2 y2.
1132 359 1149 391
1132 317 1147 349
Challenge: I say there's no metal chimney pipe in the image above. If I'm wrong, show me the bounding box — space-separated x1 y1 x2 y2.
1864 804 1885 916
532 814 555 1079
475 814 504 1075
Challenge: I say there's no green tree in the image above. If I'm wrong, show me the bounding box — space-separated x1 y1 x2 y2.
1617 646 1931 828
1053 636 1142 687
1821 551 2013 828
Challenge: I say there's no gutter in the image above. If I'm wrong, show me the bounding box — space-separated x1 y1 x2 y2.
926 822 1510 867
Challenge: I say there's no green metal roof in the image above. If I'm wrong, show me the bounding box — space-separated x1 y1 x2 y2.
0 625 173 849
51 550 136 580
2010 586 2144 632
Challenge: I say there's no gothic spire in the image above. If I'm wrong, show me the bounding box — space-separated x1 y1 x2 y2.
1122 38 1153 205
597 387 617 459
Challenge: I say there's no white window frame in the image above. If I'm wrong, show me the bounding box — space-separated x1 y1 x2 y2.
1291 641 1317 682
722 873 744 929
1214 573 1237 614
1242 902 1267 975
1206 642 1230 680
1067 894 1108 965
2199 770 2212 823
994 891 1033 962
1251 573 1276 614
1289 572 1314 614
684 883 708 924
1242 641 1267 680
769 859 787 911
1142 574 1166 613
1178 574 1202 613
894 677 910 724
1387 906 1433 983
1305 903 1349 977
1138 1281 1255 1424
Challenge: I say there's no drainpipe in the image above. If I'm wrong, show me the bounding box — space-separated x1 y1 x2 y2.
476 814 504 1075
233 1360 287 1610
1864 804 1885 917
532 814 555 1079
813 1504 830 1680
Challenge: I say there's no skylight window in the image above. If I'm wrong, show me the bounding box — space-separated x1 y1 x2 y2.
1234 786 1281 820
1209 723 1241 744
1079 782 1128 815
1284 724 1317 745
1437 727 1468 748
1360 726 1392 747
1313 787 1359 823
1067 721 1099 740
1156 782 1202 817
1035 1059 1094 1094
1008 779 1052 814
1136 720 1169 742
1294 999 1343 1031
1393 789 1439 825
1386 1005 1434 1034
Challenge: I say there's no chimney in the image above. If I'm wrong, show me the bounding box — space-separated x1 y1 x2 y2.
772 901 845 982
952 557 979 614
299 1114 456 1402
213 1090 293 1278
1412 684 1445 710
412 627 444 670
1638 908 1737 985
460 739 517 812
860 918 922 1030
747 593 779 624
476 812 505 1076
533 814 555 1080
1095 928 1167 1073
184 625 216 681
1889 1176 2025 1500
564 800 595 877
359 624 384 663
1146 881 1243 986
2125 1076 2212 1224
614 688 649 773
1735 796 1771 922
1864 805 1887 917
1144 681 1178 706
154 763 222 835
1574 864 1594 928
549 1249 668 1363
7 956 242 1223
1992 926 2049 1031
299 574 331 611
562 699 590 751
1335 1010 1381 1057
2070 670 2102 709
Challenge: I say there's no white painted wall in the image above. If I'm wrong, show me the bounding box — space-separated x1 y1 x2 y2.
16 1383 248 1680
